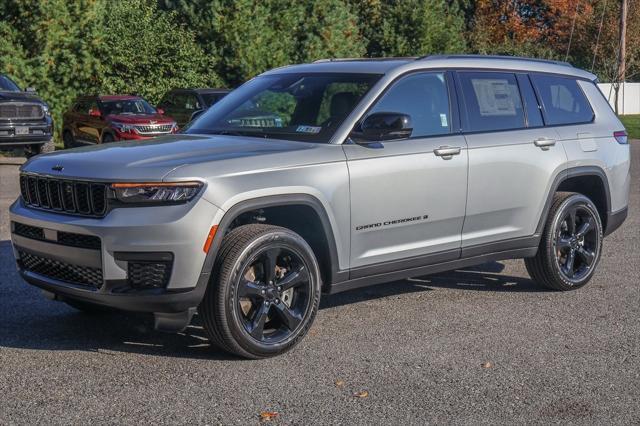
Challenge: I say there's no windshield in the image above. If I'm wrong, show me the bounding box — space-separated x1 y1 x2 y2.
185 73 381 143
0 75 21 92
101 98 156 115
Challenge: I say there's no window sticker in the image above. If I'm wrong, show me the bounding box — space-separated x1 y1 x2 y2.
440 113 448 127
471 78 518 116
296 125 322 134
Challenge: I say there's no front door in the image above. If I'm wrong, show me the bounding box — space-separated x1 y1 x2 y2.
344 71 468 272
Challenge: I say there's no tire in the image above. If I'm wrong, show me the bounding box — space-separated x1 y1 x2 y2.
102 133 115 143
525 192 603 291
24 139 55 158
65 299 115 314
200 224 321 359
63 130 75 149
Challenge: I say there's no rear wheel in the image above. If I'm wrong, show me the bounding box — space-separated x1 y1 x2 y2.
525 192 603 291
200 224 321 359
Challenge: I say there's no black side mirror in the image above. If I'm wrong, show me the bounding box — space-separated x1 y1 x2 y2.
359 112 412 142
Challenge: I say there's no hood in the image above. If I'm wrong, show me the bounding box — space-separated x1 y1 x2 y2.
106 113 175 124
21 134 320 181
0 91 46 104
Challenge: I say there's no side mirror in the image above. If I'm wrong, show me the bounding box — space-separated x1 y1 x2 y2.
88 108 102 118
359 112 412 142
156 107 165 115
25 87 36 93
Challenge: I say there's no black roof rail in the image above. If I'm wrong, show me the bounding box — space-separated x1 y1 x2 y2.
417 54 573 67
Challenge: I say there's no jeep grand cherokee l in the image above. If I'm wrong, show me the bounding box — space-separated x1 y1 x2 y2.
10 55 630 359
0 74 54 157
61 95 177 147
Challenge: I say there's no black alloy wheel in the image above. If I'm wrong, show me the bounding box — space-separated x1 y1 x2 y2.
525 192 603 291
235 246 311 344
553 204 599 283
200 224 321 359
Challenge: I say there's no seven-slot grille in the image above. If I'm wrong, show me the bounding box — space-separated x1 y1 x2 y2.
20 174 108 217
134 124 173 135
0 102 44 120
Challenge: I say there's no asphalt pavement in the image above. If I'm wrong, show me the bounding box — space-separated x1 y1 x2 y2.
0 145 638 425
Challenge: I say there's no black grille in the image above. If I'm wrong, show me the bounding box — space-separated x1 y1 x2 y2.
18 250 103 288
0 102 44 120
12 221 101 250
20 174 108 217
12 222 44 240
128 261 172 289
58 231 101 250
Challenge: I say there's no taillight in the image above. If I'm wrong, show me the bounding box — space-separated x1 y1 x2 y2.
614 130 628 144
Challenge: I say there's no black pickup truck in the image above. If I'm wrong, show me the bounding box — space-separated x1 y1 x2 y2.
0 74 54 157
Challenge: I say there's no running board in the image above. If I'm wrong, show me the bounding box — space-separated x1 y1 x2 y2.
327 247 537 294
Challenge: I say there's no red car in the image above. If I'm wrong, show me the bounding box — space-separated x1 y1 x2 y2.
62 95 178 147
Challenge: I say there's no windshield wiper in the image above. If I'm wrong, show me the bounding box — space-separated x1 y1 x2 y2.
202 129 270 138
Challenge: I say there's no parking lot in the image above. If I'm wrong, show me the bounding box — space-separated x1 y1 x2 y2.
0 143 638 424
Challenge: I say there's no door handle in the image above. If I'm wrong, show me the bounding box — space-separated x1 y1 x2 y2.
434 146 462 159
534 138 556 149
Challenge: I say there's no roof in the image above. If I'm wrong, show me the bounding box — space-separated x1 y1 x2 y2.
168 88 231 94
262 54 596 81
98 94 143 101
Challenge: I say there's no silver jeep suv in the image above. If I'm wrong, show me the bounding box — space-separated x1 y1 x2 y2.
10 55 630 358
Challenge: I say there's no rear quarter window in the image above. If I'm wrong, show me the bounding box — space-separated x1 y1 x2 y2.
530 74 594 126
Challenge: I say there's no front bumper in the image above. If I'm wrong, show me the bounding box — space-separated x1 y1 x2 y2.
9 196 221 313
0 119 53 146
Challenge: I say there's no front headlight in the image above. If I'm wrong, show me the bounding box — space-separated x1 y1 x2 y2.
110 121 134 133
42 104 51 116
111 182 203 204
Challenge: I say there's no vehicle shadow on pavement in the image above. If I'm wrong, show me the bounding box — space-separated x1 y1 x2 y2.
0 240 540 359
320 261 543 309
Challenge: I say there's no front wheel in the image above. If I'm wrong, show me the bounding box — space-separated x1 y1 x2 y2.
525 192 603 291
101 133 115 143
24 139 55 158
200 224 321 359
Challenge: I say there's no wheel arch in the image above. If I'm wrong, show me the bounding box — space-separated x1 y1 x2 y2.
202 194 346 291
537 166 611 236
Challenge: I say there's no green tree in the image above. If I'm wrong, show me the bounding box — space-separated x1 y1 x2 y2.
161 0 366 86
98 0 221 104
0 0 105 136
348 0 467 57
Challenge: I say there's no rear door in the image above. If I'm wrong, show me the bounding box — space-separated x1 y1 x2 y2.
457 71 567 252
345 71 468 271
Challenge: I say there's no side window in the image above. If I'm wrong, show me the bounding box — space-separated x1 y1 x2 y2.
459 72 525 132
76 101 91 114
159 93 175 109
87 100 99 115
530 74 594 125
317 82 371 126
184 94 200 110
368 72 451 138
